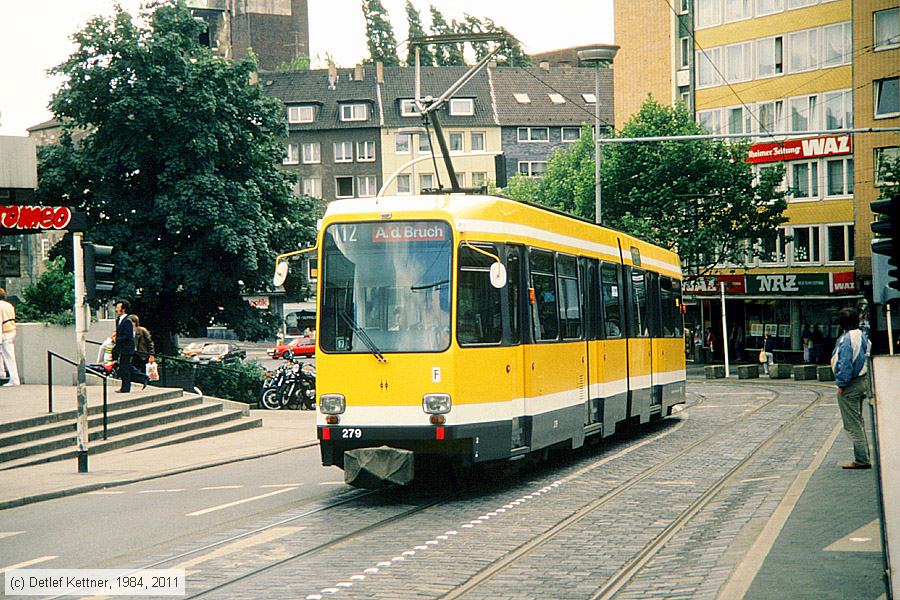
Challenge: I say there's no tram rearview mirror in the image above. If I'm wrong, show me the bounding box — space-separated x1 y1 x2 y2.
273 261 289 287
490 262 507 288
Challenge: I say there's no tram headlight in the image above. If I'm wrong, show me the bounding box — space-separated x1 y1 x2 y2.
319 394 346 415
423 393 451 414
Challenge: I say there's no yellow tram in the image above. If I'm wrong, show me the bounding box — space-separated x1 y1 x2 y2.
296 193 685 485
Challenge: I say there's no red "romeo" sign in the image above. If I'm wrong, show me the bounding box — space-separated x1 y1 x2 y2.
0 205 86 233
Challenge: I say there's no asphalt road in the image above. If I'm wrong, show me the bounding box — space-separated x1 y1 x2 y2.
0 446 344 572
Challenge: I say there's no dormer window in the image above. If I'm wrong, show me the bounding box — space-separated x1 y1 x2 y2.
582 93 597 104
287 105 315 123
514 93 531 104
400 99 420 117
548 93 566 104
340 103 368 122
449 98 475 116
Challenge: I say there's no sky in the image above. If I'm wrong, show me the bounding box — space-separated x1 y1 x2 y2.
0 0 614 137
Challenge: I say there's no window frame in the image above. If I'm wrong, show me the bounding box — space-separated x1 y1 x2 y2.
283 143 299 165
395 134 411 154
517 127 551 143
356 140 376 162
875 147 900 186
517 161 548 178
449 132 464 152
396 174 411 195
301 142 321 164
334 176 354 199
301 176 322 198
448 98 475 116
825 157 853 197
825 223 854 264
874 8 900 51
399 99 420 117
790 224 821 264
357 175 377 198
334 141 354 163
561 127 581 142
790 159 820 200
339 103 368 122
287 105 315 124
875 77 900 119
470 131 485 152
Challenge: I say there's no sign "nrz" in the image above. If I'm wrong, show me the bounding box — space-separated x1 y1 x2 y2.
747 273 829 295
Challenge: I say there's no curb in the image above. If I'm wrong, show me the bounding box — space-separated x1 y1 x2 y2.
0 439 319 511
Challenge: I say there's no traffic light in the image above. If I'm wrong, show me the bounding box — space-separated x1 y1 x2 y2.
83 242 116 304
871 196 900 292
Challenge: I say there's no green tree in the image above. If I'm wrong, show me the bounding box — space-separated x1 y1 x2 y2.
276 54 310 72
506 99 788 277
16 257 75 325
478 17 532 67
362 0 400 66
39 0 315 352
405 1 434 66
429 5 465 66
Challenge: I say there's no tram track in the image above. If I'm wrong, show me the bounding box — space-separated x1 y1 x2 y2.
442 384 826 600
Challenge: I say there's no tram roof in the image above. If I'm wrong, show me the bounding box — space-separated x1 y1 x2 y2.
324 194 682 277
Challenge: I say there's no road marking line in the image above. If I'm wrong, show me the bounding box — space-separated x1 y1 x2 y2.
655 480 695 486
719 421 842 599
186 487 298 516
740 475 781 483
138 489 185 494
319 481 344 486
260 484 305 488
0 532 24 540
200 485 244 490
172 527 303 570
1 555 58 572
87 490 125 495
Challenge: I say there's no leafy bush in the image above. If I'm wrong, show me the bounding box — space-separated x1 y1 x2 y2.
16 257 75 325
193 360 266 404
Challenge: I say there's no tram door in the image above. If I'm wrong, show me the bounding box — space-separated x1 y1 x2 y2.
625 265 653 424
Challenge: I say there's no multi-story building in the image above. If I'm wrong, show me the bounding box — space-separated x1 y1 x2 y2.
491 66 608 182
187 0 309 71
613 0 893 360
264 65 383 203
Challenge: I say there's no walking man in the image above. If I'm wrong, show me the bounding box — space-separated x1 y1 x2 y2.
115 300 136 393
831 307 872 469
0 288 20 386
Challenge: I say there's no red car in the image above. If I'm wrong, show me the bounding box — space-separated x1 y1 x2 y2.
267 336 316 359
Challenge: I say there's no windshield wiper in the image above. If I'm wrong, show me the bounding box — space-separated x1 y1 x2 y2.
410 279 449 291
339 311 387 363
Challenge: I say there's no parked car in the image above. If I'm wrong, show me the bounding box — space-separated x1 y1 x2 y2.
267 336 316 360
181 341 212 358
193 342 246 364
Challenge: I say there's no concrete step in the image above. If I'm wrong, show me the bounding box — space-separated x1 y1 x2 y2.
127 417 263 452
0 396 204 449
0 389 184 435
0 403 223 465
0 405 250 471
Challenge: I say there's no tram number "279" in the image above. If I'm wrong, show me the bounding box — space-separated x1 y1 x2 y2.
341 428 363 439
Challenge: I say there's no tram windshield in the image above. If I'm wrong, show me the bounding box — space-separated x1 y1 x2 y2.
320 221 452 354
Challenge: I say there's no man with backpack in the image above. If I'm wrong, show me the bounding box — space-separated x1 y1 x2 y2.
831 307 872 470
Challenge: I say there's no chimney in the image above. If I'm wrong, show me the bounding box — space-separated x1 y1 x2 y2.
562 63 572 73
355 63 364 81
328 64 338 89
376 61 384 83
488 60 497 68
539 61 550 71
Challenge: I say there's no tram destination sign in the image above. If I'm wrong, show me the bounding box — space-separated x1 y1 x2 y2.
0 205 86 235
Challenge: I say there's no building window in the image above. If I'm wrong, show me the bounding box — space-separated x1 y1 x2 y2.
472 172 487 187
287 105 315 124
335 176 354 198
875 8 900 51
787 28 817 73
756 100 784 133
470 131 485 151
823 90 852 130
791 160 819 199
727 106 752 134
696 0 722 28
397 174 411 194
517 127 550 142
680 0 690 13
419 135 432 153
792 225 820 263
340 103 367 122
302 142 320 164
875 77 900 118
755 0 783 15
420 173 434 191
697 109 722 134
826 158 853 196
449 98 475 116
395 134 410 154
41 238 51 261
826 224 854 263
788 0 817 7
760 228 787 264
518 161 547 177
302 177 322 198
790 95 817 131
548 93 566 104
357 175 377 197
514 93 531 104
334 141 353 163
680 37 691 69
822 22 852 68
696 47 722 88
875 147 900 186
283 143 299 165
755 36 783 78
724 0 751 23
457 173 466 187
561 127 581 142
400 99 420 117
357 141 376 162
449 132 464 152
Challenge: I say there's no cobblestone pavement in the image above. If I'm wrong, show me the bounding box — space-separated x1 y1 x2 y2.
107 383 854 600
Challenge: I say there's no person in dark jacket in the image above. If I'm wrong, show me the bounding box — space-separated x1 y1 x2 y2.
762 332 777 374
130 314 154 389
115 300 136 392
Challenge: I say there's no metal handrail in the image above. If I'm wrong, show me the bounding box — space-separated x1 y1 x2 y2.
47 351 110 440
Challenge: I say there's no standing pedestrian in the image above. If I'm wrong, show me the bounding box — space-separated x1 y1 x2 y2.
129 314 154 389
0 288 20 386
729 322 744 362
762 332 776 375
831 307 872 469
801 323 812 363
811 325 824 364
704 328 716 363
115 300 136 393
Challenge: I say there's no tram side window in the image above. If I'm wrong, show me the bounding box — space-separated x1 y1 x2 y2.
659 277 676 337
630 269 649 337
672 279 684 337
507 248 521 344
600 262 622 338
457 244 502 345
530 249 559 341
556 254 582 340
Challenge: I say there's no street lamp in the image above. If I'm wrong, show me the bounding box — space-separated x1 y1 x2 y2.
397 126 428 195
577 44 619 225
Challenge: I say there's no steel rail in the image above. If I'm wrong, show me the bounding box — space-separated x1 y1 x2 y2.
442 384 823 599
